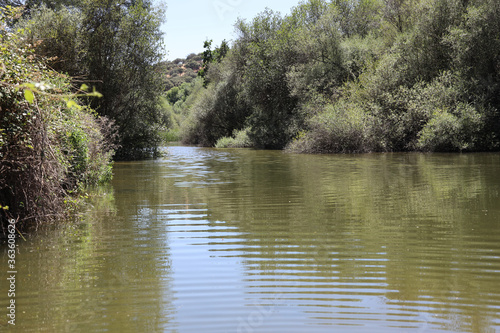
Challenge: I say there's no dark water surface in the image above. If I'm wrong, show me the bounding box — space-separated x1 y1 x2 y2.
2 147 500 332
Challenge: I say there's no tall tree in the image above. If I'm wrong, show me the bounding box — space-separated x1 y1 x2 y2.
235 9 302 149
13 0 166 160
80 0 165 159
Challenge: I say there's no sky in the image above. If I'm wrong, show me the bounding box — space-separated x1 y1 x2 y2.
161 0 300 61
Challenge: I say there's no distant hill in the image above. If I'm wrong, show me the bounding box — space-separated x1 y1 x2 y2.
158 53 203 91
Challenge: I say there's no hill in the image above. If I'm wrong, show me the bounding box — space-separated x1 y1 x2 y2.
159 53 203 91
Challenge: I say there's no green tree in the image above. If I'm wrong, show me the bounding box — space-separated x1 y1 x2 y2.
234 9 302 149
181 57 251 146
0 0 77 17
14 0 166 160
179 0 500 153
80 0 166 160
381 0 415 33
198 39 230 86
17 5 83 75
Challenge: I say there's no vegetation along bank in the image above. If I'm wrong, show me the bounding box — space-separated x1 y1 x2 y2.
1 0 166 233
170 0 500 152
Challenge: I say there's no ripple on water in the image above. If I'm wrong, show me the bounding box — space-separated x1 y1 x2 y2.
5 148 500 332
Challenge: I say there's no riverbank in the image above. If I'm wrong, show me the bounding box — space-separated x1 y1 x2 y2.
175 0 500 154
0 7 114 234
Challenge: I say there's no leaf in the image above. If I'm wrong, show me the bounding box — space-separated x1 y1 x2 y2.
92 86 103 98
24 89 34 104
80 84 89 92
66 100 81 110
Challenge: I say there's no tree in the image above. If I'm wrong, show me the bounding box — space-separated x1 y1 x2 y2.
234 9 303 149
17 5 83 75
179 0 500 153
198 39 230 86
287 1 348 97
0 0 77 17
13 0 166 160
382 0 414 33
80 0 166 160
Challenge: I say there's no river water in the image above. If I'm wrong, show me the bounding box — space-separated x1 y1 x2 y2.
2 146 500 332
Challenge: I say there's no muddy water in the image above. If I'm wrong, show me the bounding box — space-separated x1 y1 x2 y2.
2 147 500 332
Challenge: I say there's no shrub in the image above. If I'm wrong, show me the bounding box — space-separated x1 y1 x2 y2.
180 62 250 146
417 103 484 152
287 100 375 154
166 86 182 104
215 128 253 148
17 4 82 76
1 7 114 231
170 67 184 76
185 59 200 70
160 128 181 142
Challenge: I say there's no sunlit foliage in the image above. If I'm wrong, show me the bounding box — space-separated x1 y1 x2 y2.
182 0 500 153
1 6 114 230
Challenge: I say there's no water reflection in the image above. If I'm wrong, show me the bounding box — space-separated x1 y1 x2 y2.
2 147 500 332
1 185 177 332
158 148 500 332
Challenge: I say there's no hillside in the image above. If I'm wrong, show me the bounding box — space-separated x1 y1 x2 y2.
159 53 203 91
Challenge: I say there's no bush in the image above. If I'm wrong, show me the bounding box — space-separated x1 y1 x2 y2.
17 4 82 76
166 86 182 104
417 103 484 152
170 67 184 76
287 100 375 154
215 128 253 148
159 128 181 142
180 62 250 146
185 59 201 70
1 7 114 231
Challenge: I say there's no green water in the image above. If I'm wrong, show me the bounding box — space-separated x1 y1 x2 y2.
2 147 500 332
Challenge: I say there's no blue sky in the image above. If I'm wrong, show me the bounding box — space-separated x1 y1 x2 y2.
161 0 300 60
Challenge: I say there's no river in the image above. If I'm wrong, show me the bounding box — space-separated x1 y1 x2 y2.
2 146 500 332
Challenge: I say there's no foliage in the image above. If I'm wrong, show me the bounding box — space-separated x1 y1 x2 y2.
180 0 500 154
181 62 251 146
198 39 229 86
158 53 202 90
215 127 252 148
1 0 76 17
159 77 205 143
236 9 304 149
287 100 375 153
17 4 82 75
80 0 166 160
15 0 167 160
159 128 180 142
1 6 114 231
